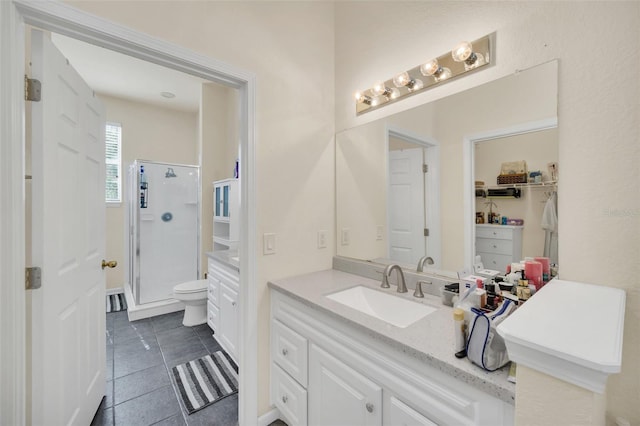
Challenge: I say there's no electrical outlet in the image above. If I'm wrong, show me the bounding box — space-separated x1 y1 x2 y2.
376 225 384 241
341 228 350 246
317 230 328 249
263 233 276 255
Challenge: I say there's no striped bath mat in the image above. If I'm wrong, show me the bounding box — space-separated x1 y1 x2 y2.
172 351 238 415
106 293 127 313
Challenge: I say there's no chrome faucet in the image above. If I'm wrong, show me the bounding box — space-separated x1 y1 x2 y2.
416 256 434 272
381 264 407 293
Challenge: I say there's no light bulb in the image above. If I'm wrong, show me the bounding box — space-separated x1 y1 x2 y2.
389 88 401 99
434 67 452 82
464 52 486 70
393 71 411 87
354 91 372 105
452 41 473 62
420 59 440 76
407 78 424 92
371 81 387 96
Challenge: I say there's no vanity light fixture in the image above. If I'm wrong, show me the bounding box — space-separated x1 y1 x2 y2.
354 33 493 114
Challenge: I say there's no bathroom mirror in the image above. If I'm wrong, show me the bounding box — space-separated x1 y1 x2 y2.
336 60 558 273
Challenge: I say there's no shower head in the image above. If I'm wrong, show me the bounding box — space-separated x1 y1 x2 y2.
165 168 177 178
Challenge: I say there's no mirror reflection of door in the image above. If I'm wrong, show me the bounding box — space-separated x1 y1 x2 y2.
387 136 428 265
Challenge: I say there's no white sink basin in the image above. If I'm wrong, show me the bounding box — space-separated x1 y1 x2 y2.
326 286 437 328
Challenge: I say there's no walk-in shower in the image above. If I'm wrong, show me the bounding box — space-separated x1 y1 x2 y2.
125 160 200 317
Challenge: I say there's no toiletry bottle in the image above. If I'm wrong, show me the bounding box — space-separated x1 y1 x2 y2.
453 308 467 358
140 165 148 208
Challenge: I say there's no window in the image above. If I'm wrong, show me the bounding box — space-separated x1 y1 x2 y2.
105 122 122 203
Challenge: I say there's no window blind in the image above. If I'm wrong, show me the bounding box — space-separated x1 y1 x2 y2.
105 123 122 203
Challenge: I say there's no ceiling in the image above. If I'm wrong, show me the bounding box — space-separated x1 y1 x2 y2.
51 33 208 113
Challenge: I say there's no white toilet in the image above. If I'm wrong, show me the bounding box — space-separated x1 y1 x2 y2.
173 279 208 326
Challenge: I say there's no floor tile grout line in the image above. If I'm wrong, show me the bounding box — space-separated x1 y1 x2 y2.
157 327 190 425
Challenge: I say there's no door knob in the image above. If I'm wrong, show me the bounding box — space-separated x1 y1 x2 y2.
101 260 118 270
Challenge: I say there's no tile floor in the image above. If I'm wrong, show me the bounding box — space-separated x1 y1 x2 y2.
92 310 238 426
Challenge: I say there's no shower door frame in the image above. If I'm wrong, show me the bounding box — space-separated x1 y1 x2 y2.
129 160 201 306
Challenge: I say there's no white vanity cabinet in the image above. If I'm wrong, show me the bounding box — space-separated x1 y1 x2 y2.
475 224 523 272
213 178 239 250
207 256 239 363
270 290 514 426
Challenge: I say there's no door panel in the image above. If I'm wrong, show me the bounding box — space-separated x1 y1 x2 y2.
388 148 426 265
30 29 106 425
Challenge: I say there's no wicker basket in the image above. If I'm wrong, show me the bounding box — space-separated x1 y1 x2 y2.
497 173 527 184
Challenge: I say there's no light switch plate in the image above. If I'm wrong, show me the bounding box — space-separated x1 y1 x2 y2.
263 233 276 255
341 228 350 246
376 225 384 241
317 230 328 249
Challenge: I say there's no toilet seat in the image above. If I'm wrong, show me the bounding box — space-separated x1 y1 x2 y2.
174 279 208 294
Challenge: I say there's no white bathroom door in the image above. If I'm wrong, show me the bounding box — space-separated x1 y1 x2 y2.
30 30 107 426
388 148 426 265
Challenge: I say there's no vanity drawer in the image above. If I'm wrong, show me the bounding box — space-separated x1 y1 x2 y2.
272 364 307 426
477 252 513 272
476 226 513 240
207 300 219 332
476 238 513 256
208 277 219 306
272 319 308 387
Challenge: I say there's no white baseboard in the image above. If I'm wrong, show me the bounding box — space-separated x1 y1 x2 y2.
106 286 124 296
257 407 281 426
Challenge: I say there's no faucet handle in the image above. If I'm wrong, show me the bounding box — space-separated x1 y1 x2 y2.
414 280 431 298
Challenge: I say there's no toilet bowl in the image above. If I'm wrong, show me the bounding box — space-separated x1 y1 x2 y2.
173 279 208 326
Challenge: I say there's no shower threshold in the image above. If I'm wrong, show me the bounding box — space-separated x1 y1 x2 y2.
124 284 184 322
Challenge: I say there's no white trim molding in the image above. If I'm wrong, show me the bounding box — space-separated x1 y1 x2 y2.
0 2 26 424
4 0 258 423
462 117 558 270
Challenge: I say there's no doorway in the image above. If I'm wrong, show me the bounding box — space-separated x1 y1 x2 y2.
385 126 441 268
1 1 257 424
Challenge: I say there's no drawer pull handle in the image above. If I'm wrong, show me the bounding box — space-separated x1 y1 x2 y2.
282 395 288 404
282 348 289 356
366 403 374 413
232 301 237 307
493 232 497 235
493 245 497 248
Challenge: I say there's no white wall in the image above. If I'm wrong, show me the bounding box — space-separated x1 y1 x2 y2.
335 2 639 424
66 1 337 415
200 82 240 272
100 94 198 290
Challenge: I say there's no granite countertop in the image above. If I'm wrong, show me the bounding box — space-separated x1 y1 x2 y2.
205 249 239 271
269 269 515 404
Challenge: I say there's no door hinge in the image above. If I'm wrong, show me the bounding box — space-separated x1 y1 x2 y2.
422 164 428 173
424 228 429 237
25 267 42 290
25 75 42 102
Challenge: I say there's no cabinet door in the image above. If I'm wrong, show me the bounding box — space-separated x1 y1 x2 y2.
219 282 238 361
214 184 222 218
386 395 437 426
308 344 382 426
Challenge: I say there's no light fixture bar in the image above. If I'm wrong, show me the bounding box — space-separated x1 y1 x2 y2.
355 33 494 115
